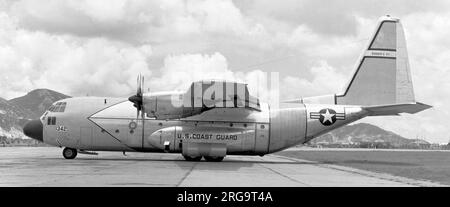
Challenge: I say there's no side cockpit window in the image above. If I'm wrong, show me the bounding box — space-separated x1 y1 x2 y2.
47 116 56 125
48 102 67 112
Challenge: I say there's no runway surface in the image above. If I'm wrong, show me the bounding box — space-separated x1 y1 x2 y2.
0 147 443 187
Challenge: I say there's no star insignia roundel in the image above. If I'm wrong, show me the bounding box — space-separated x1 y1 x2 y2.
310 108 346 126
319 109 336 126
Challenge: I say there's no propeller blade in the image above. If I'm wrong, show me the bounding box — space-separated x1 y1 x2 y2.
141 75 145 119
141 76 144 94
136 109 139 122
137 74 142 97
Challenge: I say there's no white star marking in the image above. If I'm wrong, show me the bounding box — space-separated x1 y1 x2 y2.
321 109 335 124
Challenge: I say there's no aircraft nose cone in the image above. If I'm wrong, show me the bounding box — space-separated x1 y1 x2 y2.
23 119 43 142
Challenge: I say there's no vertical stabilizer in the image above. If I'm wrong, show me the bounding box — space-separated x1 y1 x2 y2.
336 16 415 106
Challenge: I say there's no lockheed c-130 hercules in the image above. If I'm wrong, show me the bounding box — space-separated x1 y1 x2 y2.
23 16 431 162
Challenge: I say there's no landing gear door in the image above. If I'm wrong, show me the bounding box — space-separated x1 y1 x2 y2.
254 123 269 155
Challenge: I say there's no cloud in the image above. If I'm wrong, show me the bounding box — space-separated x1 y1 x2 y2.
8 0 267 44
281 61 347 100
0 11 152 98
235 0 450 36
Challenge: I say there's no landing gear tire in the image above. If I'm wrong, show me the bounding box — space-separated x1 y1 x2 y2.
204 156 224 162
183 155 202 161
63 147 77 159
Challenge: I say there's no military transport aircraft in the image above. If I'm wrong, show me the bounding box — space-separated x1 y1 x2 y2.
23 16 431 161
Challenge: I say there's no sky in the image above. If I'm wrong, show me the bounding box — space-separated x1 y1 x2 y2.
0 0 449 143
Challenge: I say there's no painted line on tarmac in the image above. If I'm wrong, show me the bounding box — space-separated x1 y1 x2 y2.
257 163 311 186
176 162 198 187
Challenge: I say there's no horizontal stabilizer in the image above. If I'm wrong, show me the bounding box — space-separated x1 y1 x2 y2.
363 102 432 116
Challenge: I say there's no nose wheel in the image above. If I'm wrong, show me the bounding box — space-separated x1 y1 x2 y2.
63 147 77 159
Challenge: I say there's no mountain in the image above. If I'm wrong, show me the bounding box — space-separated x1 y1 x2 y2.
9 89 70 119
0 89 70 139
311 123 417 146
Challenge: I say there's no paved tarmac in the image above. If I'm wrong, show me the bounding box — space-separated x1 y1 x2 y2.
0 147 442 186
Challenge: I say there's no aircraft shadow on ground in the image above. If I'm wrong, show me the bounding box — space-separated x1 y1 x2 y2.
44 157 315 171
73 157 313 164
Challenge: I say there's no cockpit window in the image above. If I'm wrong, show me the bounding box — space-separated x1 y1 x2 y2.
56 102 66 112
48 102 67 112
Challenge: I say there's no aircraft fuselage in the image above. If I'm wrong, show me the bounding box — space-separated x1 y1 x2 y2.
37 97 367 158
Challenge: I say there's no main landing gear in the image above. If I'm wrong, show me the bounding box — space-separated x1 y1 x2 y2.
204 156 224 162
183 155 202 161
62 147 77 159
183 155 225 162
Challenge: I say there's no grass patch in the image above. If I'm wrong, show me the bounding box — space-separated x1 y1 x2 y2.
277 149 450 185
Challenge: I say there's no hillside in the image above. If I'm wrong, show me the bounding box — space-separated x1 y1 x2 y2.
312 123 419 146
0 97 29 138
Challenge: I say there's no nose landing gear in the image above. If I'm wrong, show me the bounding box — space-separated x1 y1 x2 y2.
62 147 77 159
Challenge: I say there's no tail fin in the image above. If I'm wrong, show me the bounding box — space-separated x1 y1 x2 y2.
337 16 420 108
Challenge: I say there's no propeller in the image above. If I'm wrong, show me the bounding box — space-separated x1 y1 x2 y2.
128 74 145 122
